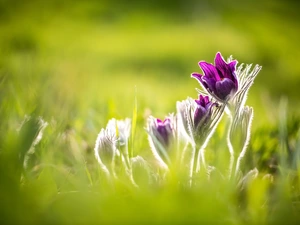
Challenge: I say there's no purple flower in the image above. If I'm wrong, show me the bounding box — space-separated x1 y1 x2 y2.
191 52 238 102
177 95 225 174
177 95 224 145
146 114 177 168
194 95 214 128
155 118 173 148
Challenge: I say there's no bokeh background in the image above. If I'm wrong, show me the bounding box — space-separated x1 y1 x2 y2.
1 0 300 224
1 0 300 126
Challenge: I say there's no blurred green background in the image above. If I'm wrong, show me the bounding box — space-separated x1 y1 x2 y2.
1 0 300 224
1 0 300 126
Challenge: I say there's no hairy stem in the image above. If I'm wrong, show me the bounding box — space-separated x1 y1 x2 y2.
226 114 235 179
234 107 253 177
189 144 197 186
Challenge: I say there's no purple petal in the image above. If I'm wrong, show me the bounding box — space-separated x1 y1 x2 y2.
228 60 237 71
214 52 227 69
201 76 217 94
194 105 208 127
215 52 233 79
215 78 236 101
215 52 237 81
155 119 172 147
194 95 214 127
195 95 209 107
195 95 204 106
191 72 203 81
203 96 209 105
199 62 221 80
228 61 238 87
192 73 211 91
156 119 163 124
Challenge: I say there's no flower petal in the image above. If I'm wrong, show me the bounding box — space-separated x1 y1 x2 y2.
191 72 203 81
192 73 211 91
194 105 207 127
199 61 221 80
195 95 209 107
215 78 236 101
228 60 237 71
201 76 217 94
214 52 227 68
215 52 237 82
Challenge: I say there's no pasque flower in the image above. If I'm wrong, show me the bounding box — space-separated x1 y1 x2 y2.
177 95 223 145
192 52 238 102
154 118 173 147
94 118 132 179
106 118 131 147
177 95 225 178
147 114 177 169
191 53 261 178
94 126 117 177
194 95 214 129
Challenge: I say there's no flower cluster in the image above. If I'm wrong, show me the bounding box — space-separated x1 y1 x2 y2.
94 52 261 186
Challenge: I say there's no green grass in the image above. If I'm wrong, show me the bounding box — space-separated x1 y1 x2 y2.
1 0 300 224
